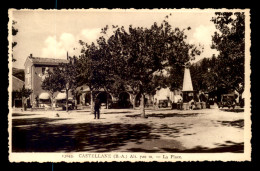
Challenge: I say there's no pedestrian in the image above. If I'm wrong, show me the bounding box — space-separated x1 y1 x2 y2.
94 99 101 119
189 98 195 110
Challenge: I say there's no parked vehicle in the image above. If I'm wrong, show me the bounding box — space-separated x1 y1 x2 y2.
158 99 168 108
218 94 236 109
56 99 75 110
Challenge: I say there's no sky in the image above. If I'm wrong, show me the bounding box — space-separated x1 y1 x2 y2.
11 9 219 69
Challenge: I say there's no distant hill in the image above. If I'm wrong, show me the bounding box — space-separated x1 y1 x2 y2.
12 67 24 81
192 58 205 66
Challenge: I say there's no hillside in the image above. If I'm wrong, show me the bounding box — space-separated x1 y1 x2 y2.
12 67 24 81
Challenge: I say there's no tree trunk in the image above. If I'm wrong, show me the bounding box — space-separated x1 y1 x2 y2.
90 90 94 114
153 97 155 110
66 89 69 112
22 97 26 111
50 95 54 111
140 93 146 118
106 92 109 109
132 95 136 109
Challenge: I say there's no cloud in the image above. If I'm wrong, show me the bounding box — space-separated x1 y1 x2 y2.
60 33 76 50
80 28 101 44
41 28 104 59
41 33 79 59
189 25 219 61
190 25 216 45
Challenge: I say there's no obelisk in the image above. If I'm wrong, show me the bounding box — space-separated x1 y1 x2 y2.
182 66 193 91
182 62 193 103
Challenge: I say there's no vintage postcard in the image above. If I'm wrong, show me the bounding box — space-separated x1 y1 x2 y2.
8 8 251 162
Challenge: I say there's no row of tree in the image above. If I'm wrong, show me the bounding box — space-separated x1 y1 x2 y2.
42 15 201 116
161 12 245 99
40 12 245 117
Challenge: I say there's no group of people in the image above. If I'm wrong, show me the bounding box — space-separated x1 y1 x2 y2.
176 95 207 110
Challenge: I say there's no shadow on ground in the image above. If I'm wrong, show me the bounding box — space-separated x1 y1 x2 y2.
12 116 243 153
103 111 134 114
217 119 244 128
162 141 244 153
125 113 201 118
12 117 159 152
220 109 244 113
12 113 36 117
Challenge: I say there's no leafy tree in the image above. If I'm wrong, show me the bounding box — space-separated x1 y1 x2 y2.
57 57 79 112
41 68 64 109
100 17 201 117
41 58 78 112
211 12 245 97
13 85 32 111
190 56 218 92
167 64 184 91
12 21 18 62
154 19 202 95
78 42 105 113
94 36 124 108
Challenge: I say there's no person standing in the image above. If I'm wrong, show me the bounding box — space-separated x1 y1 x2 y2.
94 99 101 119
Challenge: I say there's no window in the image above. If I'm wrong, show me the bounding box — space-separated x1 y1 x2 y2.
27 67 30 74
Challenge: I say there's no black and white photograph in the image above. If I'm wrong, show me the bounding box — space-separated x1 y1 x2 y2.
8 9 251 162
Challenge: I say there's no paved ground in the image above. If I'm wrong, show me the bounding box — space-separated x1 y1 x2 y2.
11 105 244 153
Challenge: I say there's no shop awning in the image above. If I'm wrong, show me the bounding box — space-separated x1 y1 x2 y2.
56 93 66 100
39 92 50 100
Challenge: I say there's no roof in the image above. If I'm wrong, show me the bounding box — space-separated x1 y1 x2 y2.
12 76 24 91
28 57 69 66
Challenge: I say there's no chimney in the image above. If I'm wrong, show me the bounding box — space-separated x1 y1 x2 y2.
67 51 69 60
29 54 33 58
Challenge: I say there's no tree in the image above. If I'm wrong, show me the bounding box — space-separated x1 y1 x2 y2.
211 12 245 98
101 16 201 117
78 42 104 113
13 85 32 111
167 64 184 91
41 68 64 110
41 58 78 112
153 20 202 95
190 57 217 92
57 57 79 112
12 21 18 62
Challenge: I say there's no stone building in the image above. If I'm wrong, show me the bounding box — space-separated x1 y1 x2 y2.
24 54 181 109
76 85 180 109
24 54 71 107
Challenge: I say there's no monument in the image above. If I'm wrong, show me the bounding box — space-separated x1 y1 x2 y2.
182 62 194 103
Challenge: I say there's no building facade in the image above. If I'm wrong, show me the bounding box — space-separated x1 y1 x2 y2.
24 54 180 109
24 54 70 107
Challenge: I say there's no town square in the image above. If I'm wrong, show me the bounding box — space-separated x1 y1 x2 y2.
9 9 250 162
12 106 244 153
